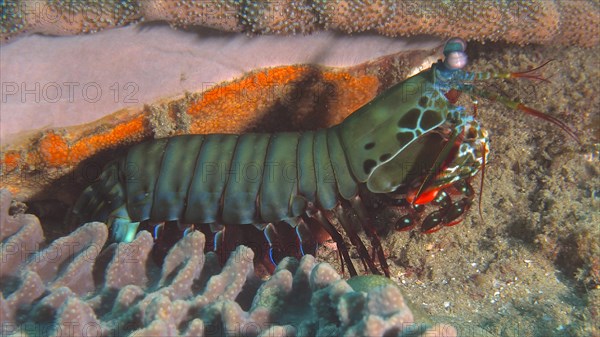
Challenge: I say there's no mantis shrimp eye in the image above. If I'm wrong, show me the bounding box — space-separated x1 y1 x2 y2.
444 37 467 53
445 51 468 70
443 37 468 70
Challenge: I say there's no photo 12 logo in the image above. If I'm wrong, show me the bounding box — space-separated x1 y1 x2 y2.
1 81 139 104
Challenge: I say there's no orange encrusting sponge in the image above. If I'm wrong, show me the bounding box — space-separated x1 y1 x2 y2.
1 63 386 201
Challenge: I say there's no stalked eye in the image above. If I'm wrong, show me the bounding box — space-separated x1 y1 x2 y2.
445 51 468 70
445 37 467 53
443 37 468 70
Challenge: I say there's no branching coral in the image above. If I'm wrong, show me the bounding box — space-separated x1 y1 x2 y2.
1 0 598 46
0 189 456 336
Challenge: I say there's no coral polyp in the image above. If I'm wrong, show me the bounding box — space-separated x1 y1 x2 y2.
1 0 598 46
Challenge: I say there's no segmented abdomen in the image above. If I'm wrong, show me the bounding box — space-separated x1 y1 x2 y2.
71 127 358 227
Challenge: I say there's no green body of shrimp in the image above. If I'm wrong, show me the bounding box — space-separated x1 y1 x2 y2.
68 38 575 276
